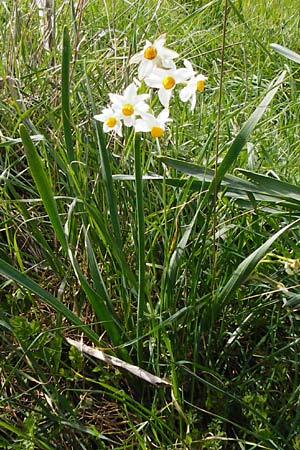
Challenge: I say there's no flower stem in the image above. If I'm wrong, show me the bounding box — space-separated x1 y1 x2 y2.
134 134 145 366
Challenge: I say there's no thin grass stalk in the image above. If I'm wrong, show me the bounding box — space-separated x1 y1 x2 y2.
134 134 145 366
164 335 188 438
155 139 168 313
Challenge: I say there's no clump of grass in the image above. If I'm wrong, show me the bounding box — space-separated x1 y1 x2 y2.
1 1 300 448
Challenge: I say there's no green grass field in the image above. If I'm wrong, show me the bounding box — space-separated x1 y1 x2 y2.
1 1 300 448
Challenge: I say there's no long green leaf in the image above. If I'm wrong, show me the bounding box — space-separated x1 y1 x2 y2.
20 124 68 254
84 65 122 249
214 70 286 188
64 201 128 359
85 231 117 318
61 26 75 164
158 158 300 210
165 204 201 306
217 218 300 309
238 169 300 203
0 258 99 344
86 202 137 291
158 157 256 192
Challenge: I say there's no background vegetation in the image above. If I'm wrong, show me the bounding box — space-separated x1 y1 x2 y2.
1 0 300 448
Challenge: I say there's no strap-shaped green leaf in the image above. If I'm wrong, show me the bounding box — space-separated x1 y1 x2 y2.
20 124 68 254
0 258 99 344
214 70 286 188
217 218 300 309
61 26 75 164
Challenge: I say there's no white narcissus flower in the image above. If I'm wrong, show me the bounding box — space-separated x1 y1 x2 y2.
179 60 207 110
109 83 150 127
94 107 123 137
134 109 172 138
130 34 179 80
144 66 190 108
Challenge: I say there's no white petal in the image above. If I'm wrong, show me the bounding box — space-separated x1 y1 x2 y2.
183 59 194 74
144 74 162 89
94 114 105 122
179 85 192 102
157 109 170 122
115 122 123 137
137 93 150 102
139 112 155 123
159 48 179 60
123 116 135 127
129 51 143 64
144 39 153 48
190 93 196 111
196 74 208 81
134 119 151 133
124 83 137 98
136 102 149 114
138 59 155 79
109 93 123 105
154 34 166 48
158 88 172 108
175 67 193 82
158 59 176 70
103 124 111 133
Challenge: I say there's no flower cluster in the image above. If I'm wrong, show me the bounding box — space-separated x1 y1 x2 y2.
94 34 207 139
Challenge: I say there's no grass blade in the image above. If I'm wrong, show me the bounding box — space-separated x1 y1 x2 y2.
66 338 171 387
165 204 201 309
85 202 137 291
85 231 117 318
